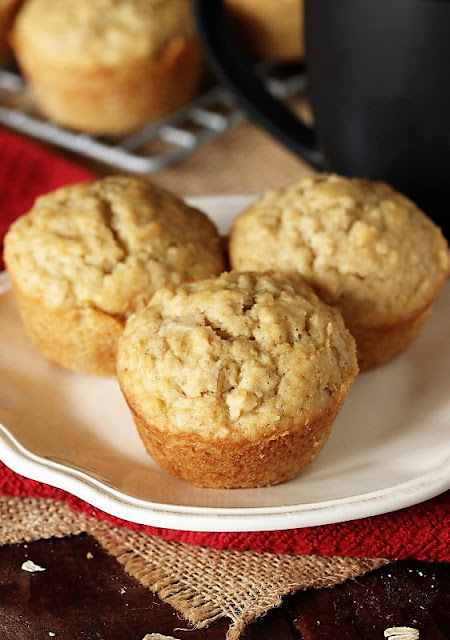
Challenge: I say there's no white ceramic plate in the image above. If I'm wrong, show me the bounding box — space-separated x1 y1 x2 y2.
1 195 449 532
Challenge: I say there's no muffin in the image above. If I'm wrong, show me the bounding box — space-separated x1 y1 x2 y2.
229 174 450 371
4 176 225 376
10 0 203 135
225 0 304 61
117 271 358 488
0 0 22 64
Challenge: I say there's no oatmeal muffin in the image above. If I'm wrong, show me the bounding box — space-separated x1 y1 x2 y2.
4 176 224 376
225 0 304 61
117 271 358 488
0 0 22 64
10 0 203 134
229 174 450 370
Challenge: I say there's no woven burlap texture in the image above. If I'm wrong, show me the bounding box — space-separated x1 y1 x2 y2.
0 496 389 639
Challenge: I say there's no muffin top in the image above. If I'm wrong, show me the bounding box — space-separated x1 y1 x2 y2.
4 176 224 316
117 271 358 440
230 174 450 327
12 0 193 68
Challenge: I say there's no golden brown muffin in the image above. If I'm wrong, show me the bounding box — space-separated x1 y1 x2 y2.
117 271 358 488
225 0 304 61
0 0 22 64
229 174 450 371
10 0 203 135
4 176 225 376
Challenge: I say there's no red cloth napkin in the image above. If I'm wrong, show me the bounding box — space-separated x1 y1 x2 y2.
0 126 449 563
1 460 449 562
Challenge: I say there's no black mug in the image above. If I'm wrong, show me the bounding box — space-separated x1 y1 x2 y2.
193 0 450 237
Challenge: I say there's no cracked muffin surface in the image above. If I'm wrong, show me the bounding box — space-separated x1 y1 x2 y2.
229 174 449 369
117 271 358 488
5 176 224 316
4 175 224 375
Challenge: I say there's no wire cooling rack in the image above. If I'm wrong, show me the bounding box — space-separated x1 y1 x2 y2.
0 63 307 173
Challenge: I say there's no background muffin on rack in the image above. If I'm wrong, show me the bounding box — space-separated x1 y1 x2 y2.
230 174 450 370
10 0 204 135
225 0 304 61
4 176 225 376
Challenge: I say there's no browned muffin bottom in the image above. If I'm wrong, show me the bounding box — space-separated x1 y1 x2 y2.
225 0 304 61
0 0 22 64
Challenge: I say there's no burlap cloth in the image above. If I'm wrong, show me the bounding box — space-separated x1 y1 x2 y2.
0 119 391 639
0 497 388 639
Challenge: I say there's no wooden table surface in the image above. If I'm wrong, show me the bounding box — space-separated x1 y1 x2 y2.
0 533 449 639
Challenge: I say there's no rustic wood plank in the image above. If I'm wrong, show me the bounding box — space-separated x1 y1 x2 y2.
0 534 449 640
0 534 233 640
288 561 450 640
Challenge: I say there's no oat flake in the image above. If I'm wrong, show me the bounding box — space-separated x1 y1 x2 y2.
384 627 419 640
21 560 46 573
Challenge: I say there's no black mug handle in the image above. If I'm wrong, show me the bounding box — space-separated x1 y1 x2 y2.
193 0 323 169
